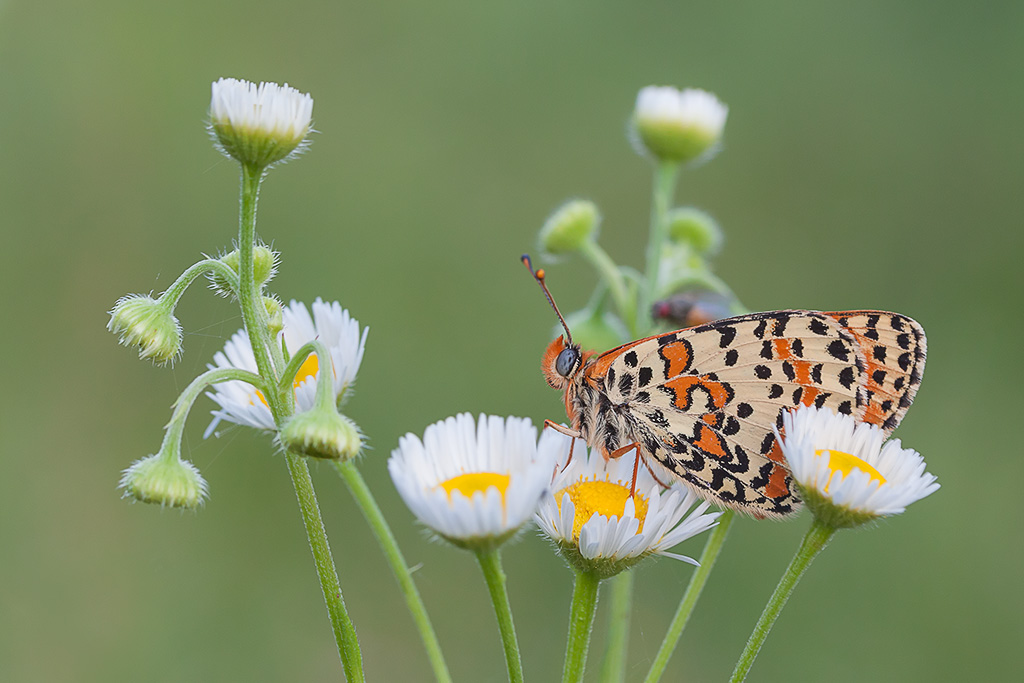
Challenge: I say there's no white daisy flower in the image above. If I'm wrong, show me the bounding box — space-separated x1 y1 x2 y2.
209 77 314 168
535 440 721 577
204 299 367 437
777 406 939 527
389 414 559 550
631 86 728 163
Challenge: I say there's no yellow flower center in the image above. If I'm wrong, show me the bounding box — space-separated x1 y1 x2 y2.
816 449 887 491
556 480 649 541
253 353 321 407
439 472 511 502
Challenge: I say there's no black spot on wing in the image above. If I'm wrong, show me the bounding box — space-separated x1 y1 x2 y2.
809 317 830 335
838 366 856 389
638 366 653 387
715 325 737 348
624 351 639 367
827 339 851 362
724 349 739 367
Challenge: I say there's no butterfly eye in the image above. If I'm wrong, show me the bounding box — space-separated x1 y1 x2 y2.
555 347 579 377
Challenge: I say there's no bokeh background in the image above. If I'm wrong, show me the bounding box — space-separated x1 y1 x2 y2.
1 1 1021 681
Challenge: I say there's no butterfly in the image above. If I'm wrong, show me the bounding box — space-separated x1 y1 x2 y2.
523 256 927 519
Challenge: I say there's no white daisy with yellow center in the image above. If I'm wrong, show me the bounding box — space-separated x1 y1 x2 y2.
204 299 367 437
389 414 559 550
535 440 721 577
777 406 939 527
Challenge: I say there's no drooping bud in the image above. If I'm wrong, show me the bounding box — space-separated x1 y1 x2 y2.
107 295 183 365
280 408 362 460
119 453 208 509
208 244 279 297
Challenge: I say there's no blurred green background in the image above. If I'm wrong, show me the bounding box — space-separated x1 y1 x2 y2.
1 1 1021 681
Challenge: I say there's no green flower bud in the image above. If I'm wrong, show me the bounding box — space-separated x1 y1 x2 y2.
107 295 182 365
631 86 727 164
263 296 284 337
209 78 313 169
280 409 362 461
208 244 279 297
119 453 208 509
538 200 600 255
666 208 723 256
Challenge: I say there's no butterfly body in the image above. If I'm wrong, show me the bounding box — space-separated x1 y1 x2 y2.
542 309 927 519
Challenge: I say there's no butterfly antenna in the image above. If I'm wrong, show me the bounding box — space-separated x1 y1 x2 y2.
522 254 573 344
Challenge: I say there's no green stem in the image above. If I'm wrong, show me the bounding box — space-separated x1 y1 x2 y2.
644 509 735 683
286 452 364 681
638 161 680 333
234 164 364 676
729 518 837 683
156 367 264 463
158 258 240 308
333 461 452 683
237 164 281 384
475 548 524 683
563 569 601 683
579 240 633 334
598 571 633 683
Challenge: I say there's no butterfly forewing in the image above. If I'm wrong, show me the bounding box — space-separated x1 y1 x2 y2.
587 310 926 518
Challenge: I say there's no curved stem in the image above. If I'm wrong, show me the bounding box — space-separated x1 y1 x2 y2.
333 461 452 683
475 548 523 683
598 571 633 683
644 509 735 683
157 367 265 463
638 161 680 333
158 258 240 308
287 452 364 681
729 518 836 683
578 240 633 334
562 569 601 683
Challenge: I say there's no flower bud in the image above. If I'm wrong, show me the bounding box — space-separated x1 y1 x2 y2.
666 208 723 256
631 86 727 164
119 453 208 509
280 408 362 460
208 244 279 297
108 295 182 365
263 296 284 337
538 200 600 255
209 78 313 169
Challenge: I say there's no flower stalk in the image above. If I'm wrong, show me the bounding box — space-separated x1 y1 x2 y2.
644 509 735 683
334 460 452 683
476 548 524 683
729 518 836 682
563 569 601 683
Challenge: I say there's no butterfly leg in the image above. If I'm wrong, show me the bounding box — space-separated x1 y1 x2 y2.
607 442 642 498
544 420 582 472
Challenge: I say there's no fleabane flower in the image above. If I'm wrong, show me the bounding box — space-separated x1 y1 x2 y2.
777 406 939 528
209 77 313 169
389 414 559 550
631 86 728 164
107 294 182 365
204 299 367 437
535 440 721 578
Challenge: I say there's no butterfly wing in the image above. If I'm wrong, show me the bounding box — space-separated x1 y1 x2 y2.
589 310 926 518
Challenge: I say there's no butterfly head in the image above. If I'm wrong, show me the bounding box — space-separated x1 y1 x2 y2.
542 335 583 389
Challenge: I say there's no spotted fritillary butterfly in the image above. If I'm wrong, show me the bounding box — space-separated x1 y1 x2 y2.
524 256 926 518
